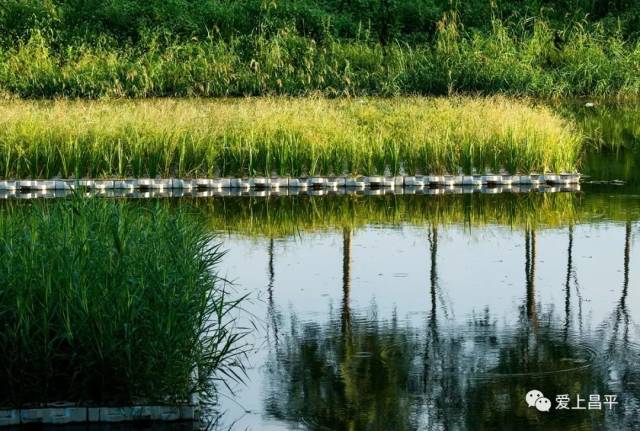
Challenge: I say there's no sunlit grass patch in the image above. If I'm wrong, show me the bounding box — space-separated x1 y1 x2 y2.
0 97 581 178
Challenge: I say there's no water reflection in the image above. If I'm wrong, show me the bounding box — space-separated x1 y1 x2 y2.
216 203 639 430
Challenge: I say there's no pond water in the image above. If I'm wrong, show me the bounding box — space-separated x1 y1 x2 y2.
3 101 640 431
210 185 640 431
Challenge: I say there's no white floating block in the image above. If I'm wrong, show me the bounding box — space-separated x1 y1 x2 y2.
218 178 231 188
195 178 212 188
78 180 95 188
325 179 339 188
0 181 17 190
346 178 366 188
425 175 444 185
45 408 88 425
152 179 171 189
366 176 383 186
208 180 223 191
288 178 302 188
137 178 152 188
442 175 456 186
403 176 418 186
381 177 395 188
0 410 19 426
250 177 269 188
99 407 133 423
543 174 560 184
310 177 325 186
452 175 464 185
230 178 250 189
462 176 482 186
271 177 289 188
17 180 35 189
20 408 47 423
94 180 115 189
114 180 136 189
481 175 501 184
88 408 100 422
500 175 513 186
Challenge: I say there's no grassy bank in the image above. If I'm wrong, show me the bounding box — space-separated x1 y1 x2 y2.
0 97 580 178
0 198 246 406
1 16 640 98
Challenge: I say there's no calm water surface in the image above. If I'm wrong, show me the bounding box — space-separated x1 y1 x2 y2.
211 187 640 431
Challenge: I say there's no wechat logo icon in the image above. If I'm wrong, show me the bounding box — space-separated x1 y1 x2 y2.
526 389 551 412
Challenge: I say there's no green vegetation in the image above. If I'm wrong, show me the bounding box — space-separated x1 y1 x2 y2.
0 198 247 407
0 97 580 178
1 0 640 98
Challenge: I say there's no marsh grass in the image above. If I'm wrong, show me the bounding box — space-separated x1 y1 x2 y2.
1 16 640 98
0 198 248 407
0 97 580 178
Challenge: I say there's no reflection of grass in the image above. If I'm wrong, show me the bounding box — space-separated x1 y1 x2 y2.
189 191 639 237
0 97 579 178
0 198 246 407
265 310 418 431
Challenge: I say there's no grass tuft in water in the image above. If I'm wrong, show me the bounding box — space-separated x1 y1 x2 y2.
0 198 247 407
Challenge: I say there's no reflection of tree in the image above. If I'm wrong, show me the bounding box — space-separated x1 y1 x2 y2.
261 222 639 431
342 228 352 338
525 228 537 328
267 238 279 346
264 227 419 430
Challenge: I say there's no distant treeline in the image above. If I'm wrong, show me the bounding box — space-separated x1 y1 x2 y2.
2 0 639 45
1 1 639 97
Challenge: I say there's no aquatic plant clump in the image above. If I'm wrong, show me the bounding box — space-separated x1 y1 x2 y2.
0 97 580 178
0 199 247 407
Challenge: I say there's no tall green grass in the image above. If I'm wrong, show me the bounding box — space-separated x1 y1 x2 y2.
1 16 640 98
0 97 580 178
0 198 247 407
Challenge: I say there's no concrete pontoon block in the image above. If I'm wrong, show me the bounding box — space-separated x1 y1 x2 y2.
45 407 88 424
481 175 501 185
137 178 152 189
442 175 456 186
381 177 395 188
346 177 366 188
500 175 513 186
365 176 383 187
152 179 172 189
0 181 17 190
230 178 250 189
99 407 133 422
271 177 289 188
0 409 19 426
310 177 325 188
250 177 270 188
113 179 136 189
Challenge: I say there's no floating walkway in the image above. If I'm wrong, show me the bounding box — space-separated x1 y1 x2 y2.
0 174 580 199
0 405 195 426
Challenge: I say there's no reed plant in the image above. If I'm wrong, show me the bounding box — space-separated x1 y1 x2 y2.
0 198 247 407
0 97 580 178
1 15 640 98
